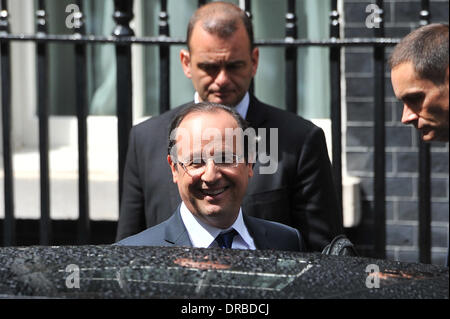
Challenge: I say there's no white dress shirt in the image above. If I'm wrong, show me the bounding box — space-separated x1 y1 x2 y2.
179 202 256 250
194 91 250 119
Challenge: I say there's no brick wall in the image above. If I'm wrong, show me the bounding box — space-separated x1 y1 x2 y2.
343 0 449 265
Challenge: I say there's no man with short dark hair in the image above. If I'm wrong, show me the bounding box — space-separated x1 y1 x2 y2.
390 23 449 265
390 23 449 142
117 103 305 252
116 2 342 252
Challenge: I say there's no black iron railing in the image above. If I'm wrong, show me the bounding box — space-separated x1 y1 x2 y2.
373 0 386 260
0 0 434 263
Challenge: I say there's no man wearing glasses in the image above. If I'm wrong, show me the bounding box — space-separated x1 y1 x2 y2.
116 2 342 252
117 102 305 251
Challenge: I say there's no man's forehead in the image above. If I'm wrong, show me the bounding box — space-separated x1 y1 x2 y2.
395 71 440 95
174 112 243 150
392 63 428 95
177 136 240 158
179 110 238 127
392 62 417 79
189 19 250 49
189 142 236 153
193 14 243 34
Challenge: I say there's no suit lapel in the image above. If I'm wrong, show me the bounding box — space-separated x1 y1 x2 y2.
164 206 192 247
244 95 267 183
245 94 268 128
243 214 270 250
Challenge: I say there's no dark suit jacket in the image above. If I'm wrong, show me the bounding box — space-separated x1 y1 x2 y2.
116 95 343 251
116 206 305 252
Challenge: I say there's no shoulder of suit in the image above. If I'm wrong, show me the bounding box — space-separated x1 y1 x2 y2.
115 220 168 246
252 97 319 132
246 214 298 235
132 103 190 134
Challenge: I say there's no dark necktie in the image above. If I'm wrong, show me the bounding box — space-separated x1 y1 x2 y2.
215 229 238 249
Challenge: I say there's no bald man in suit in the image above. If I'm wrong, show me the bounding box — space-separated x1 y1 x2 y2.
118 102 305 252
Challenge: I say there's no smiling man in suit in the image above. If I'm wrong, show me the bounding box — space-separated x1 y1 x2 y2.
116 1 342 251
117 103 305 251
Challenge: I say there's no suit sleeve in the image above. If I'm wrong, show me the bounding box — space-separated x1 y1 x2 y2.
294 228 307 252
292 126 343 252
115 127 146 241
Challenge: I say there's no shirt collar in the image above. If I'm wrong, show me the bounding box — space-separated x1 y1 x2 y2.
193 92 250 119
179 201 254 249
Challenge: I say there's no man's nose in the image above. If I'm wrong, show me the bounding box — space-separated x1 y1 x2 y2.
201 160 221 183
401 104 419 124
215 68 229 87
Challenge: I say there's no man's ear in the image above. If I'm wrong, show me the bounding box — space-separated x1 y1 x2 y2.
180 49 192 79
167 155 178 184
251 47 259 78
446 66 449 85
247 162 254 178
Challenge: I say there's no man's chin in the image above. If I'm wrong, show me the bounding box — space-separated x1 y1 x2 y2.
199 204 225 217
196 206 236 228
421 133 434 142
208 94 238 107
420 128 439 142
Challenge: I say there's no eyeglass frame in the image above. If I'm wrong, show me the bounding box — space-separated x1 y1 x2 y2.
174 154 246 177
